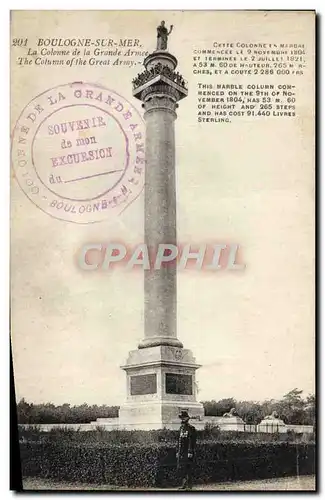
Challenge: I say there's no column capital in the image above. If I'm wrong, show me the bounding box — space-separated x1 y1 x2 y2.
143 95 178 117
132 51 188 104
141 83 181 102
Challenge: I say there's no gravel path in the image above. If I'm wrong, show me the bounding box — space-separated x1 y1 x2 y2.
23 475 316 491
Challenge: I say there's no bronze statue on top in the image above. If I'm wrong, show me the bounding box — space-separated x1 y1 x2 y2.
156 20 173 50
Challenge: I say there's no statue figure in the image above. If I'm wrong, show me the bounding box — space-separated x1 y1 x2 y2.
223 407 238 418
264 410 280 420
156 20 173 51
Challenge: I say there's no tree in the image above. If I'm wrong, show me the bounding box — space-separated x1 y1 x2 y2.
202 398 236 416
16 400 120 424
236 401 263 424
201 390 316 426
17 398 33 424
304 394 316 427
275 388 305 424
16 390 315 426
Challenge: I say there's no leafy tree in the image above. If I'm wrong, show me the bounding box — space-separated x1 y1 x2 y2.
201 390 315 426
236 401 263 424
202 398 236 416
16 389 315 426
16 399 120 424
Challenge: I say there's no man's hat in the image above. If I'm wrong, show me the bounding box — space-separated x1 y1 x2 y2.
178 410 190 419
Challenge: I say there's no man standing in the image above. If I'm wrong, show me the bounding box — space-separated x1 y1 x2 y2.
176 410 197 490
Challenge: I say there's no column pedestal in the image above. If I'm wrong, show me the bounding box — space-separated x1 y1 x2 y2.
119 346 205 430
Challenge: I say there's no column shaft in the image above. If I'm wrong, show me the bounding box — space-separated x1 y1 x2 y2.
139 102 182 349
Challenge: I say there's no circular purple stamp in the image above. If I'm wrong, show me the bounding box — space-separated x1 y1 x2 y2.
11 82 145 224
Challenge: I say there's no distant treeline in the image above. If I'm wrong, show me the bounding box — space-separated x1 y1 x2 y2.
17 401 119 424
201 389 315 426
16 388 315 426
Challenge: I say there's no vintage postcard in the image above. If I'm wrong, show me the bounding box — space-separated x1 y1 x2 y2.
10 10 315 491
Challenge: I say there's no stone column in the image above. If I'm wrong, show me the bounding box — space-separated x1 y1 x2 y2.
139 92 182 349
117 47 205 430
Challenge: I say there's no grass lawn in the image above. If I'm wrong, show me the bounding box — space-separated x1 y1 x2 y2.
22 474 316 491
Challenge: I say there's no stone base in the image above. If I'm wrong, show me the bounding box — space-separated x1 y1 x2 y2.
115 344 204 430
219 416 245 432
118 400 205 430
258 418 287 433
